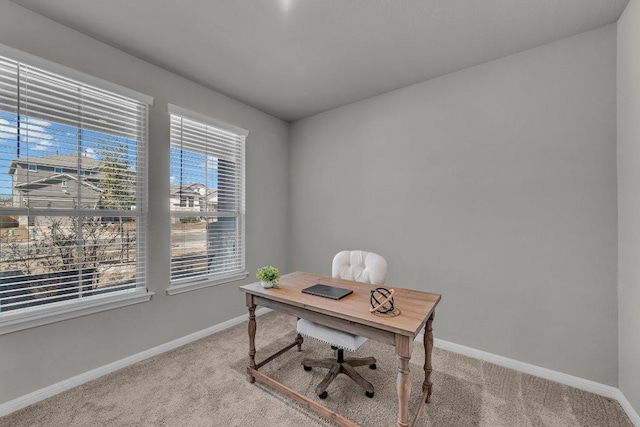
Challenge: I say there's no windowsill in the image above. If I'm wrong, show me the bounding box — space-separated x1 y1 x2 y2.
0 288 154 336
166 271 250 296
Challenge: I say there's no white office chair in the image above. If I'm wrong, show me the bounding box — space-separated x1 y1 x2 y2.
297 250 387 399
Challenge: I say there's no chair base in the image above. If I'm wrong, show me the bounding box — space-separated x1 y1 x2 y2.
302 348 376 398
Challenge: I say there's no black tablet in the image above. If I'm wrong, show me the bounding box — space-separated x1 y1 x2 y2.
301 284 353 300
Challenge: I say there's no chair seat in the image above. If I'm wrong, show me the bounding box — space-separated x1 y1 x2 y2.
297 318 368 352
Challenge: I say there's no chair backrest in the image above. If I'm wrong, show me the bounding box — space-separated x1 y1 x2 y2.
332 250 387 285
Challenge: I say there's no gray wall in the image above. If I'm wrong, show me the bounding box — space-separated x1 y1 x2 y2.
0 1 290 404
0 0 627 409
290 25 618 385
617 0 640 415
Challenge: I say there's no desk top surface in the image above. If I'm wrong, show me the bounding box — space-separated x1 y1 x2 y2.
240 271 441 337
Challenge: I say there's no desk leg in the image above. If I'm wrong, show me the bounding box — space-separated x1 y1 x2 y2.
247 294 257 384
396 334 413 427
423 311 435 403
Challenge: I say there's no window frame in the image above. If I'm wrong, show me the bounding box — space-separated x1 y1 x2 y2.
166 104 248 296
0 43 154 335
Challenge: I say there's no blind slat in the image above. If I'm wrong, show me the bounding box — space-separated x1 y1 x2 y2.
169 108 245 284
0 51 148 314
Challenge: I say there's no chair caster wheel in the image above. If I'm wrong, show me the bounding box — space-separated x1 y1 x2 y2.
369 363 377 370
366 391 374 398
318 391 328 399
303 365 312 371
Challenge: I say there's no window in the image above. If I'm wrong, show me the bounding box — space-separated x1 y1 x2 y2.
0 45 153 334
167 104 248 294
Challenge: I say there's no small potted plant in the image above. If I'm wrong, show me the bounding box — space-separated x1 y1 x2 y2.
256 265 281 289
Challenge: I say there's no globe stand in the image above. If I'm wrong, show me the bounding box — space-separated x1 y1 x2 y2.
370 287 396 314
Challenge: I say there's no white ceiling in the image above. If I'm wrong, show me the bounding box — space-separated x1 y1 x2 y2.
10 0 629 122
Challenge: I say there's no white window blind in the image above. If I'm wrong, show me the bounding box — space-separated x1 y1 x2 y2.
0 52 150 317
168 105 247 287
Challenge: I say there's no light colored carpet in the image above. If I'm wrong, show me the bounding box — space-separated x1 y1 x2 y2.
1 311 632 427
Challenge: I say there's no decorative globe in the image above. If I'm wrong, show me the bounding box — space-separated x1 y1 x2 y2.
370 287 395 314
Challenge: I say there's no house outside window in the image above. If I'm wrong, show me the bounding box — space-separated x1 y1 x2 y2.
0 46 153 334
167 104 248 295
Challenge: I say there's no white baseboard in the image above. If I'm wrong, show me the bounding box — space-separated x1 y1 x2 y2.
430 336 618 398
616 389 640 427
0 307 271 418
2 310 637 427
416 333 639 426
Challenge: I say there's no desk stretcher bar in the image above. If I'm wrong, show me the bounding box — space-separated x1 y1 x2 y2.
241 272 441 427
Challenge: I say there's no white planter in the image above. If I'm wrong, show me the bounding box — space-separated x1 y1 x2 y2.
260 280 274 289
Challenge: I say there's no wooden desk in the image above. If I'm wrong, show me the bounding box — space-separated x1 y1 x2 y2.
240 272 441 427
